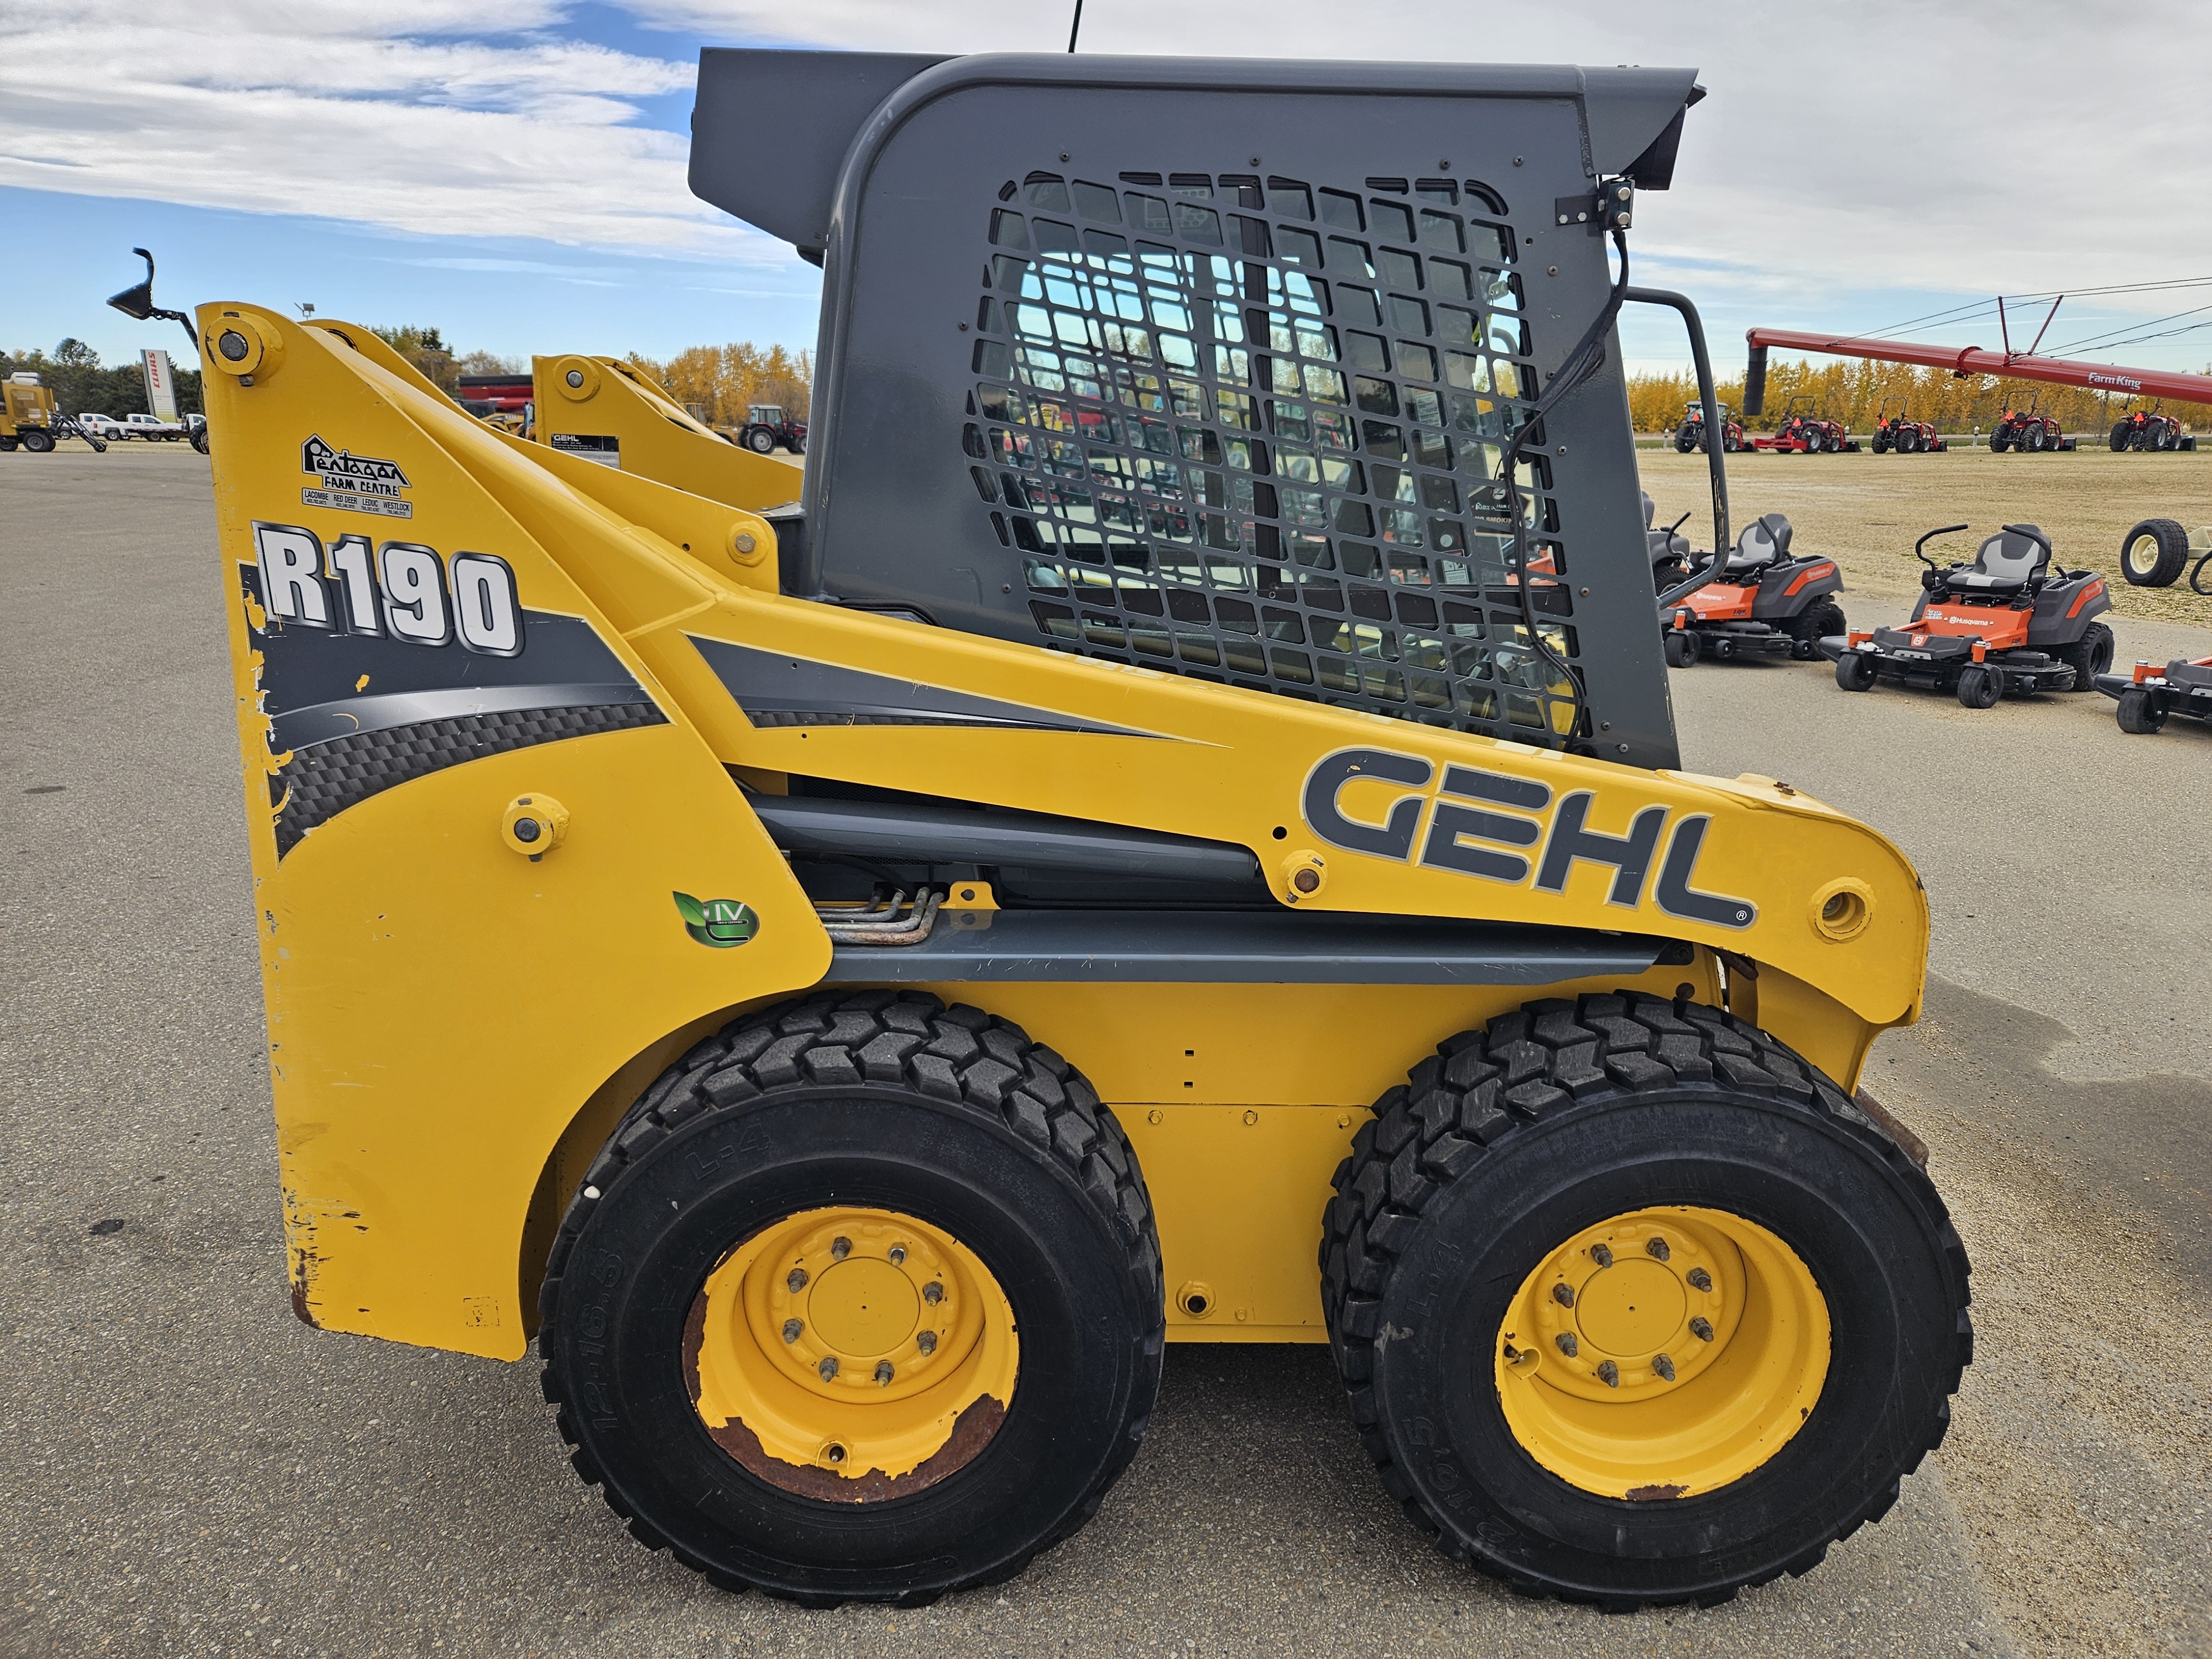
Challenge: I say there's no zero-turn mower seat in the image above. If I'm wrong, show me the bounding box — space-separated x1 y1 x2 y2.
1949 528 2048 594
1725 513 1793 572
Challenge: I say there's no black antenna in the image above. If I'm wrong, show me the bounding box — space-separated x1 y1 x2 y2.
1068 0 1084 51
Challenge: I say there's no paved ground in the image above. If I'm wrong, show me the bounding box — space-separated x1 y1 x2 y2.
4 445 2208 1657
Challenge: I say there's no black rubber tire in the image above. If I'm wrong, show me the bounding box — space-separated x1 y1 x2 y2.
1801 430 1823 454
1723 430 1740 453
190 426 208 456
2155 423 2178 452
2056 622 2114 692
1788 602 1846 661
2116 686 2167 734
1871 434 1890 455
1835 652 1877 692
20 428 54 453
2022 422 2047 452
538 990 1164 1605
1990 430 2009 453
2110 421 2130 452
1663 629 1698 669
1896 428 1917 455
745 427 776 454
790 435 805 455
2119 519 2189 587
1957 664 2001 708
1319 993 1971 1611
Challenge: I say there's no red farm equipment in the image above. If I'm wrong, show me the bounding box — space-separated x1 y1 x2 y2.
1673 399 1745 452
1870 399 1945 454
1989 398 2074 453
1753 395 1857 453
1744 304 2212 457
2110 404 2196 452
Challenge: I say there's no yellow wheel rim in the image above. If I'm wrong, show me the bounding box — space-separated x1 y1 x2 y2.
1494 1206 1829 1500
685 1206 1019 1499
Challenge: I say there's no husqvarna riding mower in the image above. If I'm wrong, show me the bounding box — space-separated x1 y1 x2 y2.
2099 653 2212 733
1661 513 1845 667
1825 523 2112 706
140 47 1969 1618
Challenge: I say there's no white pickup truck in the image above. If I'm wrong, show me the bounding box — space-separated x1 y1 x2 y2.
119 412 188 441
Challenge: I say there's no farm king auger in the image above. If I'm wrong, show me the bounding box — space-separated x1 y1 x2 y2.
1744 307 2212 448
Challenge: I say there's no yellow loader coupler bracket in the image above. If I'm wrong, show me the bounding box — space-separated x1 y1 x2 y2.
197 48 1966 1615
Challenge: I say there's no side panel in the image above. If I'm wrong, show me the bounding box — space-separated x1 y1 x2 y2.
201 305 830 1358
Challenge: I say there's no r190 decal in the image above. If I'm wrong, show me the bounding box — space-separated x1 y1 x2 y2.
1302 747 1756 930
252 522 523 658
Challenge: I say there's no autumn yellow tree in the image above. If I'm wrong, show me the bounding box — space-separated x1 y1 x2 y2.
624 343 815 427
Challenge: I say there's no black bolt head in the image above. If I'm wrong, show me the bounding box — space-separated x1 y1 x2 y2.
787 1267 808 1292
1653 1353 1676 1381
1554 1332 1578 1358
875 1360 895 1385
218 331 250 362
1590 1243 1614 1269
917 1330 938 1355
512 817 540 843
1551 1282 1575 1308
831 1236 852 1260
1690 1316 1714 1342
922 1281 944 1305
782 1318 802 1343
1646 1236 1671 1262
818 1357 838 1381
1687 1267 1713 1293
1596 1360 1619 1388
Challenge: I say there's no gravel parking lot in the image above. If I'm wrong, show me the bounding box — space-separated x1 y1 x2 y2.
4 445 2208 1657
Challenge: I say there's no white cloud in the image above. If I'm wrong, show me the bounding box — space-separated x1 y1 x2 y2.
8 0 2212 360
0 1 768 258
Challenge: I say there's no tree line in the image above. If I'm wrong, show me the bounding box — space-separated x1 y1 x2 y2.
1 339 203 419
1626 358 2212 436
363 328 813 427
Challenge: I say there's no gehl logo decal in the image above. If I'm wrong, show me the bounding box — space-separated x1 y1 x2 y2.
252 521 523 657
1302 748 1756 930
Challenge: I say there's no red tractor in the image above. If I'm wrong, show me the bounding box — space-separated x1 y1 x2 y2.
2109 404 2196 452
1757 396 1858 453
1988 399 2074 453
734 403 807 455
1672 399 1744 453
1870 398 1945 455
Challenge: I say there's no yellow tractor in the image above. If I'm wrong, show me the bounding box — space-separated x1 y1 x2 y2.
178 48 1967 1614
2 371 106 452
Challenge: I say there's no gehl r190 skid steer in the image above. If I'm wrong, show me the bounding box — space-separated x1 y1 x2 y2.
182 49 1969 1613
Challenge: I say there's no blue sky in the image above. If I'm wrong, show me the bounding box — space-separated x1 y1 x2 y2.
6 1 2210 378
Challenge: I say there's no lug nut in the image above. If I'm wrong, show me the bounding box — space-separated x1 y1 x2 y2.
1555 1333 1578 1358
1690 1316 1714 1342
1653 1353 1676 1381
922 1281 945 1305
1552 1282 1575 1308
889 1245 907 1266
1687 1267 1713 1293
787 1267 809 1292
818 1357 839 1381
917 1330 938 1355
875 1360 895 1385
1646 1237 1670 1262
782 1318 803 1344
1596 1360 1619 1388
1590 1243 1614 1269
831 1236 852 1261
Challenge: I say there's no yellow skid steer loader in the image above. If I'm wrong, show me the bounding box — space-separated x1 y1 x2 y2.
181 48 1967 1613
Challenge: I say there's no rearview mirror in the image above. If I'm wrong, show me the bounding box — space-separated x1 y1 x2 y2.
106 248 159 320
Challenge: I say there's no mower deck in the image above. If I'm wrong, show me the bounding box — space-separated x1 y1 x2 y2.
2096 657 2212 732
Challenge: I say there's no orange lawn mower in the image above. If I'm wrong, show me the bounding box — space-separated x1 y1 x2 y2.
1660 512 1846 667
1822 523 2112 707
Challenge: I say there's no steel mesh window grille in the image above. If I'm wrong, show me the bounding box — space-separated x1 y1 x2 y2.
966 169 1581 740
